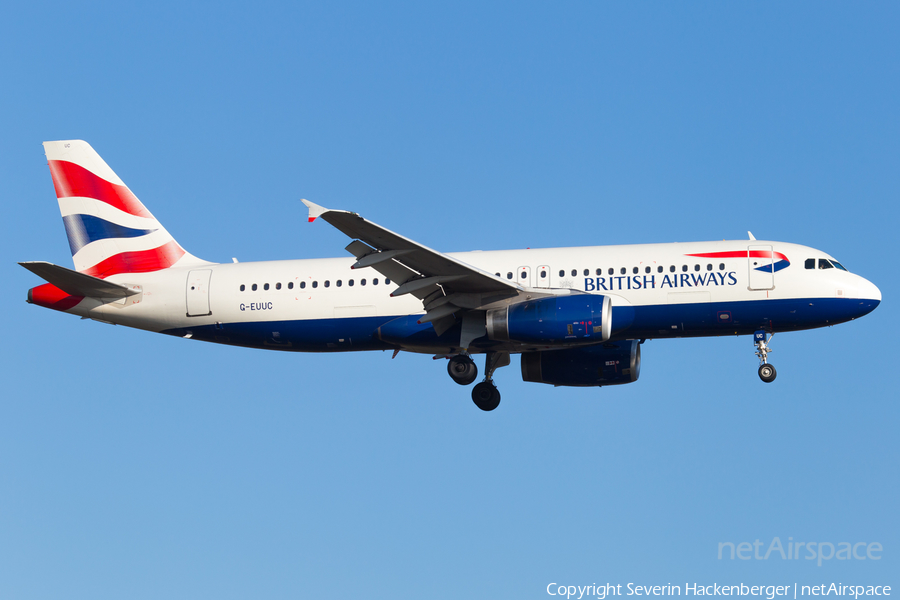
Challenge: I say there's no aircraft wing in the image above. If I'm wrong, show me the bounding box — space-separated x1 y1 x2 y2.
302 200 523 334
19 261 140 298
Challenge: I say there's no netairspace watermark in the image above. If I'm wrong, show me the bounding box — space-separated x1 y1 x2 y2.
718 538 882 567
546 583 892 600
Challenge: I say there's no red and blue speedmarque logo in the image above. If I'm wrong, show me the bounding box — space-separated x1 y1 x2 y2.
687 250 790 273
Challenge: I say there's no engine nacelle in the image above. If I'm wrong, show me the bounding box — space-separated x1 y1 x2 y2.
520 340 641 387
486 294 611 344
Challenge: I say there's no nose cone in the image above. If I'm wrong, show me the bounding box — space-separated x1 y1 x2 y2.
858 277 882 303
854 277 881 319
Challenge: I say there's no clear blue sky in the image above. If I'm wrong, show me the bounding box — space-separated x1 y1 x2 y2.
2 2 897 598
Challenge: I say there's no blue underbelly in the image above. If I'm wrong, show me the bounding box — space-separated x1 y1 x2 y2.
161 297 880 351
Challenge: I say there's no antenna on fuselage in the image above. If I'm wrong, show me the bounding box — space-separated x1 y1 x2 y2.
748 231 756 240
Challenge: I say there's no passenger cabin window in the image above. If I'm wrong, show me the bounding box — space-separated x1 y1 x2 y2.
540 271 547 278
349 280 354 286
521 271 527 279
507 272 513 279
657 266 663 273
252 284 258 291
336 280 342 287
583 269 589 276
240 284 245 291
325 281 331 287
264 283 270 290
571 269 577 277
682 265 688 272
645 266 651 274
596 268 602 276
386 279 391 284
300 282 306 289
312 281 318 288
559 270 565 277
632 267 638 274
706 264 712 271
620 267 626 275
288 282 293 289
719 263 725 271
670 265 675 273
608 268 614 275
373 279 379 285
694 265 700 272
276 282 282 290
361 279 367 286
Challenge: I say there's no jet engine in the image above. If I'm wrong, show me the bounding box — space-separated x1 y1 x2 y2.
520 340 641 387
486 295 611 344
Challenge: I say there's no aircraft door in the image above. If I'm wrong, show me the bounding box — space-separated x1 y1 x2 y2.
535 265 550 288
748 245 775 290
517 266 531 287
186 269 212 316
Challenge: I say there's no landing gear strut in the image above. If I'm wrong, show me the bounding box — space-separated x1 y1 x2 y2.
754 330 777 383
447 354 478 385
471 351 509 411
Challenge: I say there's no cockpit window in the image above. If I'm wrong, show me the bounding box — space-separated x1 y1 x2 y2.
807 257 849 272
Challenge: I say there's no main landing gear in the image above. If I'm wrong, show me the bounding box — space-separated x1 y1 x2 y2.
472 351 509 412
447 351 509 411
447 354 478 385
754 330 777 383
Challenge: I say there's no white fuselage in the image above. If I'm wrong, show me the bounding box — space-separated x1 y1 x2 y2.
61 239 880 355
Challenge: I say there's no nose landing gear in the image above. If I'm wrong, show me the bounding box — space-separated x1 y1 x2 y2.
471 351 509 411
754 330 777 383
758 363 777 383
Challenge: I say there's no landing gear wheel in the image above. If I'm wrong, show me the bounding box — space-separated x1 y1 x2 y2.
758 364 777 383
447 355 478 385
472 381 501 411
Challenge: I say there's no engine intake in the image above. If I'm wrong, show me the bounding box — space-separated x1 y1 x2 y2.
486 295 611 344
521 340 641 387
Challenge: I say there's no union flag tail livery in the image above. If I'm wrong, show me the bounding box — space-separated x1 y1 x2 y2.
44 140 206 277
22 140 882 411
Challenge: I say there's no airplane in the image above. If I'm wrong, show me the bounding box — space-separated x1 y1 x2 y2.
21 140 882 411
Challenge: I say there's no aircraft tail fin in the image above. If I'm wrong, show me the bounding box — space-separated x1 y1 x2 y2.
43 140 208 279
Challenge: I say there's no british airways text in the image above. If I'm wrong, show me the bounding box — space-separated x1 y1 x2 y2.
585 272 738 292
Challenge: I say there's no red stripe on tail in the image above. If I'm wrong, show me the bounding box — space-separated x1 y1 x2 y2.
48 160 153 218
82 241 185 279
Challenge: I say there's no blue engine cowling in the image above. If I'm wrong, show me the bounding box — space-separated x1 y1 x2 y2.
520 340 641 387
486 294 612 344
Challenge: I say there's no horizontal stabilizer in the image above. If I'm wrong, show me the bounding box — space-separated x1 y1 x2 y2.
19 261 139 298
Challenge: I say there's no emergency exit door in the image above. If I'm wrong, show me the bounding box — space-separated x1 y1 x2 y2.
535 265 550 288
517 266 531 287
